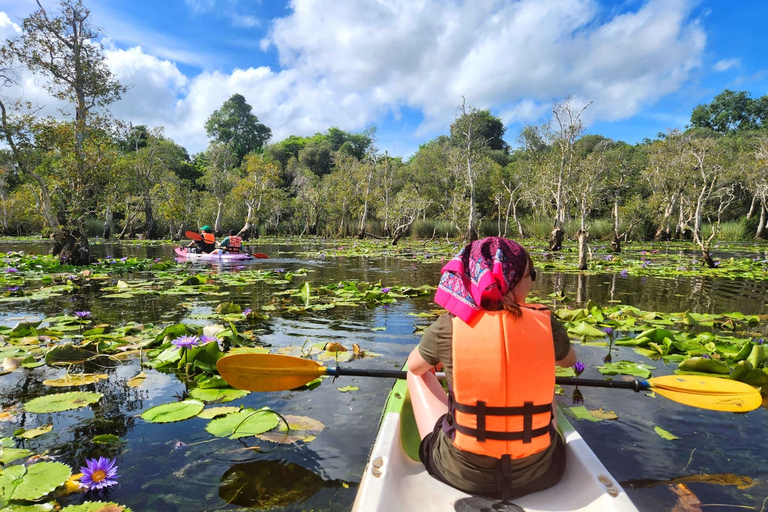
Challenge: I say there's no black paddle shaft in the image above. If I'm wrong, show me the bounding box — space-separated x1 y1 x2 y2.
323 367 650 392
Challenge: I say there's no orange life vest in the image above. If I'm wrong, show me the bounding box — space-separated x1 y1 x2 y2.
450 304 555 459
227 235 242 253
202 232 215 244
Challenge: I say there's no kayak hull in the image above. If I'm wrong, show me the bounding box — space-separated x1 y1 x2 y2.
352 379 639 512
174 247 254 261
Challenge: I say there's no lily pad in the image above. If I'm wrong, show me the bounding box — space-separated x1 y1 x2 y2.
654 426 680 440
43 374 109 387
205 408 280 439
677 357 730 375
189 387 250 403
0 461 71 501
337 385 359 393
565 406 602 422
24 392 103 413
16 423 53 439
255 415 325 444
197 406 241 419
141 399 205 423
597 361 656 379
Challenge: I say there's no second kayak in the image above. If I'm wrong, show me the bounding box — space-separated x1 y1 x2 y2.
174 247 256 261
352 378 639 512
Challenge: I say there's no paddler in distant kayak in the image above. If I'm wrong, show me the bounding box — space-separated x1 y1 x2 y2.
214 230 243 254
406 236 577 501
187 225 217 254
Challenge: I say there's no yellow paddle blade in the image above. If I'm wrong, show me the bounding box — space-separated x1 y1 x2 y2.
217 353 327 392
649 375 762 412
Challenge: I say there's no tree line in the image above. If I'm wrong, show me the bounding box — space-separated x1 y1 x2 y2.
1 0 768 267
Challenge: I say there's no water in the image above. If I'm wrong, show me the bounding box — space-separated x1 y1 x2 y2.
1 239 767 511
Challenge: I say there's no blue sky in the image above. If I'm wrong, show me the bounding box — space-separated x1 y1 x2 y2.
1 0 766 158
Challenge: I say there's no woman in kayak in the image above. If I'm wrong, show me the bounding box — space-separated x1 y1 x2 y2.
188 225 216 253
406 236 576 501
215 230 243 254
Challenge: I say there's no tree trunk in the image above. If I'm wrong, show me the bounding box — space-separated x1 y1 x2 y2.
103 206 112 239
51 229 93 265
610 199 621 252
756 204 766 239
214 200 224 235
549 226 564 251
143 194 157 239
577 229 588 270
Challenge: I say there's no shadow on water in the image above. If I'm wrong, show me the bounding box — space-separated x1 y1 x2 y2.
219 459 352 510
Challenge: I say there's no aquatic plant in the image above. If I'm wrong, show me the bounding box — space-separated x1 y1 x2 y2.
79 456 119 490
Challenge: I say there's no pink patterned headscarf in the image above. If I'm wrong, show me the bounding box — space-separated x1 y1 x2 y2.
434 237 529 323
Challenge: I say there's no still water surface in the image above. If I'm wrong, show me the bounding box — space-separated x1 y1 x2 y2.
1 239 767 511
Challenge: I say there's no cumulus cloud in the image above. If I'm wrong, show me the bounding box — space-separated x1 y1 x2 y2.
0 12 21 39
0 0 706 156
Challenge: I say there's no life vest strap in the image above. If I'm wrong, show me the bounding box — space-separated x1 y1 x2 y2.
453 401 552 416
453 417 554 442
453 401 553 444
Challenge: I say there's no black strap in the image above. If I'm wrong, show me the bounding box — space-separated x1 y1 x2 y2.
453 415 554 442
453 401 551 416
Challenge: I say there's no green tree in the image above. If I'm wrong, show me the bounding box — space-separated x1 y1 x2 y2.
205 93 271 164
690 90 768 134
4 0 126 263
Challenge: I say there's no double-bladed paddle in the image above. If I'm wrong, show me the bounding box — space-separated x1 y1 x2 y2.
216 353 763 413
183 230 269 259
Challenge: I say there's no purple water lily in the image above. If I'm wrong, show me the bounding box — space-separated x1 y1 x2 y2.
74 311 92 319
620 269 628 277
603 327 613 336
5 268 18 273
243 308 252 315
573 361 585 377
381 287 391 293
79 457 119 491
172 335 200 349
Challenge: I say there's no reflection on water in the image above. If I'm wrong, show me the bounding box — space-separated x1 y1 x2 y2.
220 459 350 510
1 239 768 511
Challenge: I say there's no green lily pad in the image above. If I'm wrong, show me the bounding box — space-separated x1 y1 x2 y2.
567 322 607 337
255 415 325 444
337 385 359 392
44 345 98 366
61 502 134 511
677 357 731 375
197 406 241 419
24 392 103 413
141 399 205 423
43 374 109 387
565 406 602 422
16 423 53 439
654 426 679 440
92 434 122 445
205 408 280 439
0 446 33 464
597 361 656 378
189 387 250 403
0 461 71 501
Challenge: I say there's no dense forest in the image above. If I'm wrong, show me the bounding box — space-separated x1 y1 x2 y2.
1 0 768 267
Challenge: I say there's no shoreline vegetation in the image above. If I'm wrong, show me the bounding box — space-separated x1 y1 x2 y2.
2 0 768 268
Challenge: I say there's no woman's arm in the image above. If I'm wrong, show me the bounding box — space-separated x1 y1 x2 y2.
406 347 434 376
555 345 577 368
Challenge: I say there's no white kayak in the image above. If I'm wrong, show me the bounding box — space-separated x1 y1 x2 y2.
174 247 258 261
353 378 639 512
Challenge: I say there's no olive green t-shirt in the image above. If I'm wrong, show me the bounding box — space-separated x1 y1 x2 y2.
416 310 572 496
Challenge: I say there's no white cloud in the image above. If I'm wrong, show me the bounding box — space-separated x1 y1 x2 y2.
0 12 21 39
713 58 739 72
0 0 706 156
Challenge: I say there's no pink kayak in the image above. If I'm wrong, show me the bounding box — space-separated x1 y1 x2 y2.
174 247 260 261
